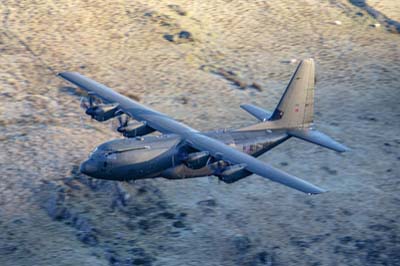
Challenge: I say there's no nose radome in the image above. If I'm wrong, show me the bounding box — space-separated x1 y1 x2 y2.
80 160 98 176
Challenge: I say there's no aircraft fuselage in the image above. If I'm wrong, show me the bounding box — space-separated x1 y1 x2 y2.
80 129 289 183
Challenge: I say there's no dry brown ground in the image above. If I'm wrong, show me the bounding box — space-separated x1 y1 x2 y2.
368 0 400 21
0 1 399 265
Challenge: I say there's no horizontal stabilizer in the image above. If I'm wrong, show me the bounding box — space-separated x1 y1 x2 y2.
240 104 272 121
288 129 349 152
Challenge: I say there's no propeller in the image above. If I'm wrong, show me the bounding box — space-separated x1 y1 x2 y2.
80 94 102 118
80 93 100 110
112 114 129 133
79 96 90 110
89 94 94 107
79 96 95 126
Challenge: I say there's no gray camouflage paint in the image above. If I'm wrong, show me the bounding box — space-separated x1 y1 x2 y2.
60 58 348 194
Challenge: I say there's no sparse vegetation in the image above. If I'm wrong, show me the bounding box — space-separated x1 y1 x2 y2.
0 1 399 266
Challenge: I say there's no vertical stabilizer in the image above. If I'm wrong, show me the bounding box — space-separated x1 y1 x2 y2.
236 59 349 153
270 58 315 128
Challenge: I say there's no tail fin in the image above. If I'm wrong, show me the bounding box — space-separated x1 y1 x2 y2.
270 58 315 128
238 59 315 131
237 58 349 153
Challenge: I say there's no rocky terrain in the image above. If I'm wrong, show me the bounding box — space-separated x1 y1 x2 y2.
0 1 399 265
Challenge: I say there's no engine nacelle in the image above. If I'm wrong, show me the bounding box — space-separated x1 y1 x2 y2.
218 164 250 183
118 122 155 138
86 103 120 122
184 151 210 169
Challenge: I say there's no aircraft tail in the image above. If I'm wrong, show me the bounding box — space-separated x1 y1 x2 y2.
270 58 315 128
239 58 315 130
238 58 349 152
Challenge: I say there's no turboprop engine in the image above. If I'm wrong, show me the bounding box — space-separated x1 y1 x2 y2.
116 116 155 138
216 163 250 183
184 151 210 169
81 96 121 122
85 103 121 122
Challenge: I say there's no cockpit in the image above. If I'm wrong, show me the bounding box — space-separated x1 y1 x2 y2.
80 136 180 180
88 147 99 158
79 138 152 179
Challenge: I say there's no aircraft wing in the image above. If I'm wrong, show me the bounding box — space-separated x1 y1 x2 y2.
184 133 326 194
58 72 198 134
59 72 326 194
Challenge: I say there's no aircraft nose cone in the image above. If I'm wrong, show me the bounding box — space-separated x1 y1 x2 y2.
80 160 98 176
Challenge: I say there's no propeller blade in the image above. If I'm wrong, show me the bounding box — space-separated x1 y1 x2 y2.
110 117 119 131
122 115 129 127
116 114 129 132
118 115 123 126
80 97 89 109
89 95 94 107
116 116 124 132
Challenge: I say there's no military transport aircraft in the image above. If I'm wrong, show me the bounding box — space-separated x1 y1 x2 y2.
59 58 348 195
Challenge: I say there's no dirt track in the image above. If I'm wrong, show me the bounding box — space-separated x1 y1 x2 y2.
0 1 399 265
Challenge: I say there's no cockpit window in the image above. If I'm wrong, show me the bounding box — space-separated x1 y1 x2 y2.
89 147 98 157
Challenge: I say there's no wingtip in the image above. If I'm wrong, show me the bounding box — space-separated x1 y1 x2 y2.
57 71 80 78
307 188 328 195
57 72 69 78
336 144 351 153
343 145 351 152
305 182 328 195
